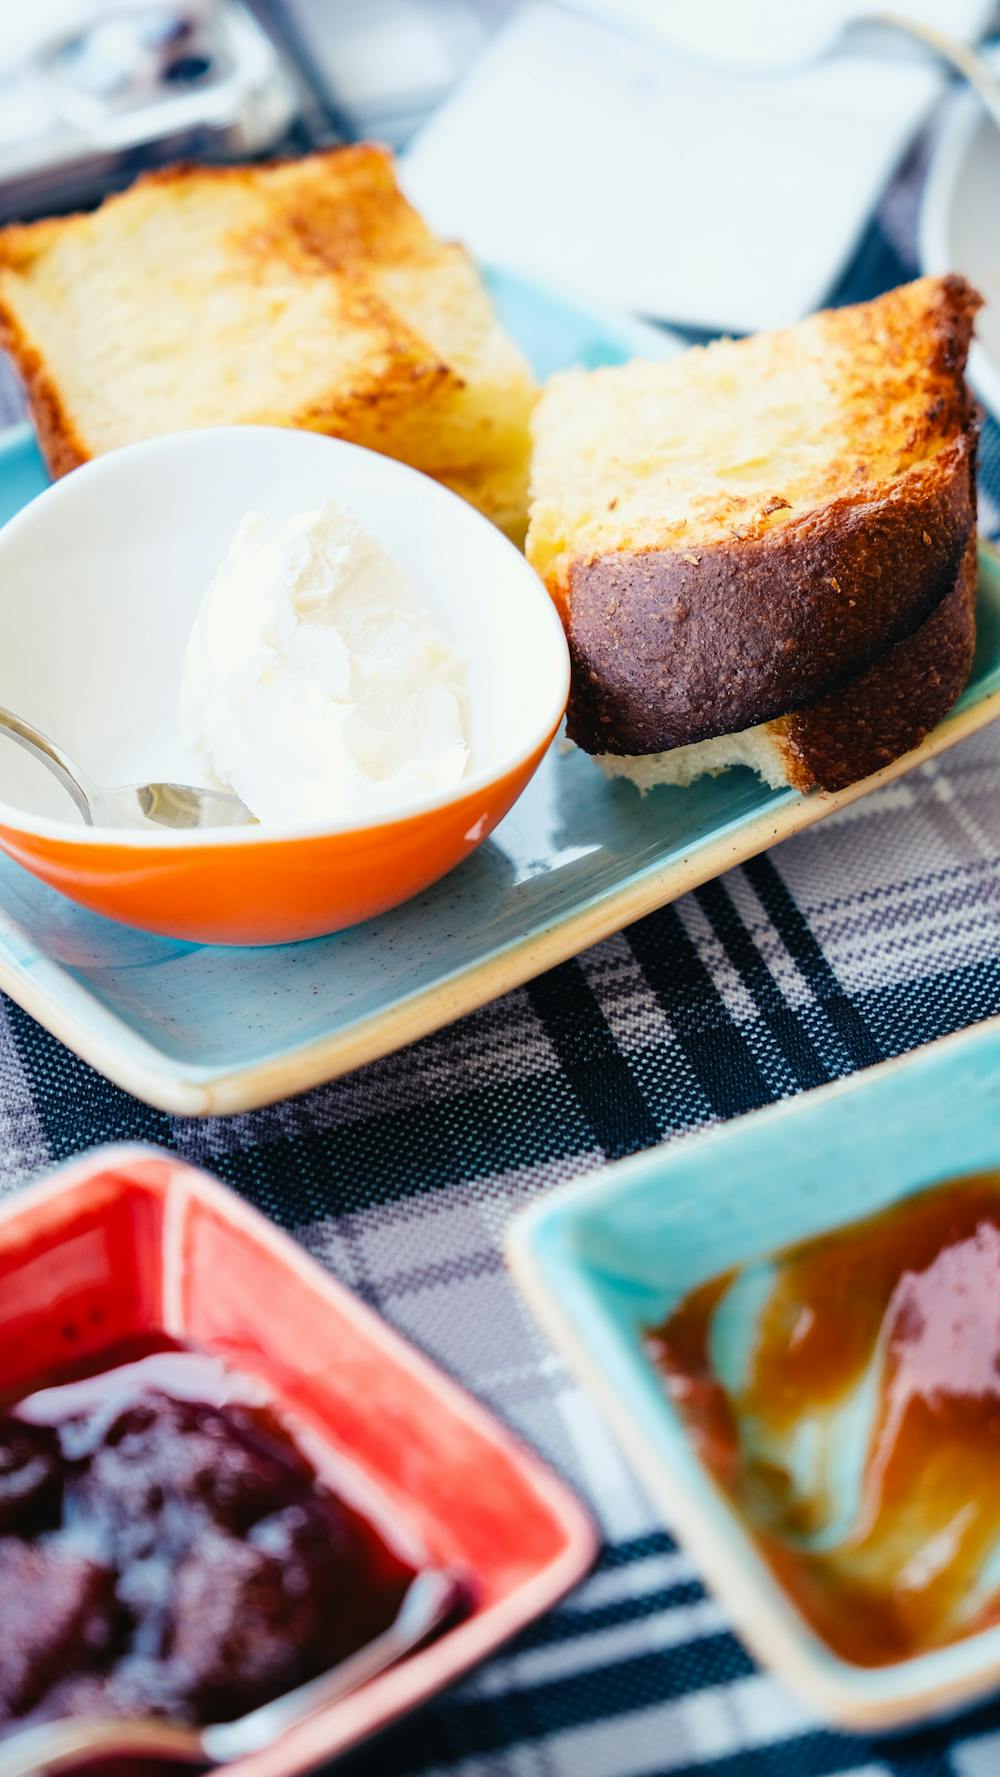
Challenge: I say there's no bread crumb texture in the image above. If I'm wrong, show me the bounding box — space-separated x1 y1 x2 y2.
527 277 981 760
0 145 537 540
527 276 980 593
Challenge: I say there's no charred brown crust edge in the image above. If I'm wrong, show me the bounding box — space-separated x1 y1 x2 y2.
566 432 978 754
563 275 981 757
770 535 978 793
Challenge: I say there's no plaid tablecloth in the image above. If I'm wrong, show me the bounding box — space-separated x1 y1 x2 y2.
3 98 1000 1777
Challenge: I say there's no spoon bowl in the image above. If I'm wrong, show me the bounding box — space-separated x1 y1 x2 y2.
0 704 255 829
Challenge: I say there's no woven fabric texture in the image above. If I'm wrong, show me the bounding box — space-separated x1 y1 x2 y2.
1 109 1000 1777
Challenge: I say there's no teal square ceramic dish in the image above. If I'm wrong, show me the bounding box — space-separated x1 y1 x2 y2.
507 1016 1000 1730
1 271 1000 1112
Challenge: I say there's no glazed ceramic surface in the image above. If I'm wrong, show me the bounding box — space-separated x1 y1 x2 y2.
507 1016 1000 1729
0 271 999 1111
0 1144 595 1777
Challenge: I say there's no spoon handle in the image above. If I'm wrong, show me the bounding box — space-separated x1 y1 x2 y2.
0 1718 204 1777
0 706 94 825
865 13 1000 135
0 1569 464 1776
202 1567 466 1762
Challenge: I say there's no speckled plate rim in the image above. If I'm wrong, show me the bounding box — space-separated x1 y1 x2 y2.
0 585 997 1120
506 1014 1000 1730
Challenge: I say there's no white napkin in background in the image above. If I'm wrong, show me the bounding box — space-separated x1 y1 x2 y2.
403 0 997 334
0 2 108 71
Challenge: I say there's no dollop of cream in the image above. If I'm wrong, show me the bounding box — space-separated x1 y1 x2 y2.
179 499 469 826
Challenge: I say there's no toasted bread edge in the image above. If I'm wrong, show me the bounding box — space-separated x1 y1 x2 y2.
566 432 978 754
771 533 978 792
596 534 977 795
0 299 89 476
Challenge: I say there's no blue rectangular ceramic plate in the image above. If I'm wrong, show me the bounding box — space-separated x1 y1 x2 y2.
0 271 999 1115
507 1016 1000 1729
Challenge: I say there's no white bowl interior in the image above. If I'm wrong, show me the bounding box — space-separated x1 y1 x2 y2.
0 427 568 837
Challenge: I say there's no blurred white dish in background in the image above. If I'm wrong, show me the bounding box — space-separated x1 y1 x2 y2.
0 0 85 71
920 58 1000 429
405 1 971 334
560 0 994 71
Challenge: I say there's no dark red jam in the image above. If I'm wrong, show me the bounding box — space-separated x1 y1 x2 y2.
0 1339 416 1737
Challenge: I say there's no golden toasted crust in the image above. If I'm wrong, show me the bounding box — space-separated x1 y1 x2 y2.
0 211 87 474
566 430 977 751
0 316 86 476
0 147 447 473
532 277 982 755
767 536 977 792
0 146 537 535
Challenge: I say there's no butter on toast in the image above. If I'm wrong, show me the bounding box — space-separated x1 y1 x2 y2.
0 146 537 541
527 276 981 772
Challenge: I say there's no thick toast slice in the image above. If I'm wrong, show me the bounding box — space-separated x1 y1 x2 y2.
0 145 537 540
598 537 978 794
527 277 981 758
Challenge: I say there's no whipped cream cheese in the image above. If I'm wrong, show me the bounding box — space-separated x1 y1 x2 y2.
179 499 469 826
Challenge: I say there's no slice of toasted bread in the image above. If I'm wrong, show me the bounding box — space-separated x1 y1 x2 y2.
598 536 977 795
437 455 532 548
527 277 980 758
0 146 536 538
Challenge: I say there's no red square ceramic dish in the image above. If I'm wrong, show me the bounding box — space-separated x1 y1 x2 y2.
0 1144 596 1776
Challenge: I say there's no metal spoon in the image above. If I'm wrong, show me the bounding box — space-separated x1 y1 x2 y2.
0 705 254 830
0 1566 464 1776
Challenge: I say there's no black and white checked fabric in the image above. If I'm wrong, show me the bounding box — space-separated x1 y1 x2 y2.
3 82 1000 1777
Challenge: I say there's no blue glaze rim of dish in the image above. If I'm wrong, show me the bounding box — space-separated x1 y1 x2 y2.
507 1015 1000 1728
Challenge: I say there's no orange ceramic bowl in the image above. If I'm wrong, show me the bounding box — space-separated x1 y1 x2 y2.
0 429 569 944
